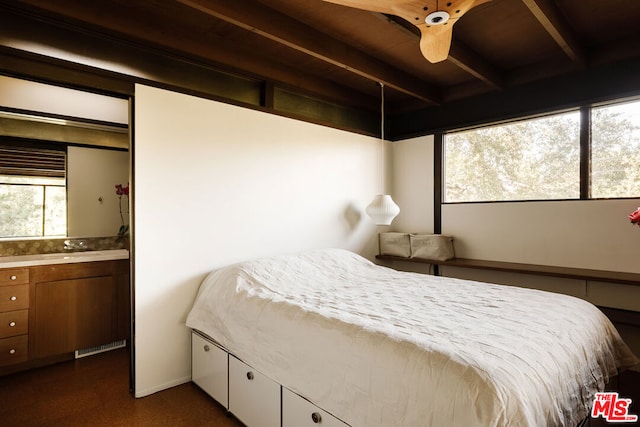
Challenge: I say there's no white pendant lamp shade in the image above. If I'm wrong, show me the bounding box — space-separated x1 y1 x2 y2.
366 194 400 226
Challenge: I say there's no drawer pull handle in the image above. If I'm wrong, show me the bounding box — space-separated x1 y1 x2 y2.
203 345 210 352
246 371 254 381
311 412 322 423
9 349 16 355
10 275 17 280
10 296 17 301
9 321 16 327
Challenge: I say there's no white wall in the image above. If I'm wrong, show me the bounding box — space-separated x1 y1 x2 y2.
67 147 130 237
390 135 434 233
443 200 640 273
133 84 382 397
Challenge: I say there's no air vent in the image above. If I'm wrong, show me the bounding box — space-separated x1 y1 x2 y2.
75 340 126 359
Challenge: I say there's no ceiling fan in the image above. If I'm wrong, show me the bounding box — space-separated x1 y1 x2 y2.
322 0 491 63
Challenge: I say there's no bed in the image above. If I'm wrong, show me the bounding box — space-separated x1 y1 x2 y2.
186 248 639 426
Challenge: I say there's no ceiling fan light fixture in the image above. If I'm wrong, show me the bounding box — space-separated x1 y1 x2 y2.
425 10 450 25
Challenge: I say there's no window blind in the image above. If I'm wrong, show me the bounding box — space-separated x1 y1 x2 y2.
0 142 66 178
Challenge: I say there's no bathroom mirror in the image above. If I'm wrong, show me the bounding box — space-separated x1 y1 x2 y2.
0 114 129 239
0 76 130 240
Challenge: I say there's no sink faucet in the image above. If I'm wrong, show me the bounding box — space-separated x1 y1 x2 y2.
64 239 88 251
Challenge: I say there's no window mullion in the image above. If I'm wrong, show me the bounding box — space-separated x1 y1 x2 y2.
41 184 47 236
434 133 443 234
580 106 591 200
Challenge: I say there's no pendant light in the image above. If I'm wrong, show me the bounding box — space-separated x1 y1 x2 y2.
365 82 400 226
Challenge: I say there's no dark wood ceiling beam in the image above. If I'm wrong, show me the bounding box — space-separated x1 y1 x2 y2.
176 0 441 105
521 0 586 66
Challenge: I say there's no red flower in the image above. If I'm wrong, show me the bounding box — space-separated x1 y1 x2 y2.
115 183 130 236
630 207 640 227
115 183 130 196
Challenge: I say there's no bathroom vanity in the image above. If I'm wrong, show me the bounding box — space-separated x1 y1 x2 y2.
0 250 129 374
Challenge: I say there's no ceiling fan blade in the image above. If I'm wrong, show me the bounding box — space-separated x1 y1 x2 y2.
323 0 491 63
419 24 454 63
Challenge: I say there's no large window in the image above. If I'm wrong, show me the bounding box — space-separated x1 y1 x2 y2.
0 142 66 238
444 98 640 203
591 101 640 198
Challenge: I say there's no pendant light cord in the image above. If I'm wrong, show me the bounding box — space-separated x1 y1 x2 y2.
380 82 385 192
380 82 384 141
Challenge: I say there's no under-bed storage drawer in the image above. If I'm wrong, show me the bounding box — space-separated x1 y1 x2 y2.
229 355 280 427
283 387 350 427
192 332 228 408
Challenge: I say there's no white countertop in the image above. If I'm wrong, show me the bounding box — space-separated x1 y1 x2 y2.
0 249 129 268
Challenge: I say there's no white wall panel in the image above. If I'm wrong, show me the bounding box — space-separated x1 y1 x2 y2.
390 135 434 233
133 84 381 397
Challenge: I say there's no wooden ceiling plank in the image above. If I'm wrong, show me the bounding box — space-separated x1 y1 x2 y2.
521 0 586 65
176 0 441 105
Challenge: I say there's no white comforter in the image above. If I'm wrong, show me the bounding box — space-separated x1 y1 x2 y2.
186 249 639 427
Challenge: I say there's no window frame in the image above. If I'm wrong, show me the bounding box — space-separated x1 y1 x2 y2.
439 98 640 205
0 138 67 239
0 177 67 238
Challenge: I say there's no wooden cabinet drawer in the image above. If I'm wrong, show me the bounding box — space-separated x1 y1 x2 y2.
31 262 113 283
229 355 280 427
192 332 228 408
283 388 350 427
0 268 29 286
0 309 29 338
0 284 29 312
0 335 28 366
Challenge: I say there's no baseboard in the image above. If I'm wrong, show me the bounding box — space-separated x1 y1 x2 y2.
134 375 192 398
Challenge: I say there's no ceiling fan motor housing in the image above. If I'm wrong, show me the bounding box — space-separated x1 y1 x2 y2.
425 10 450 25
